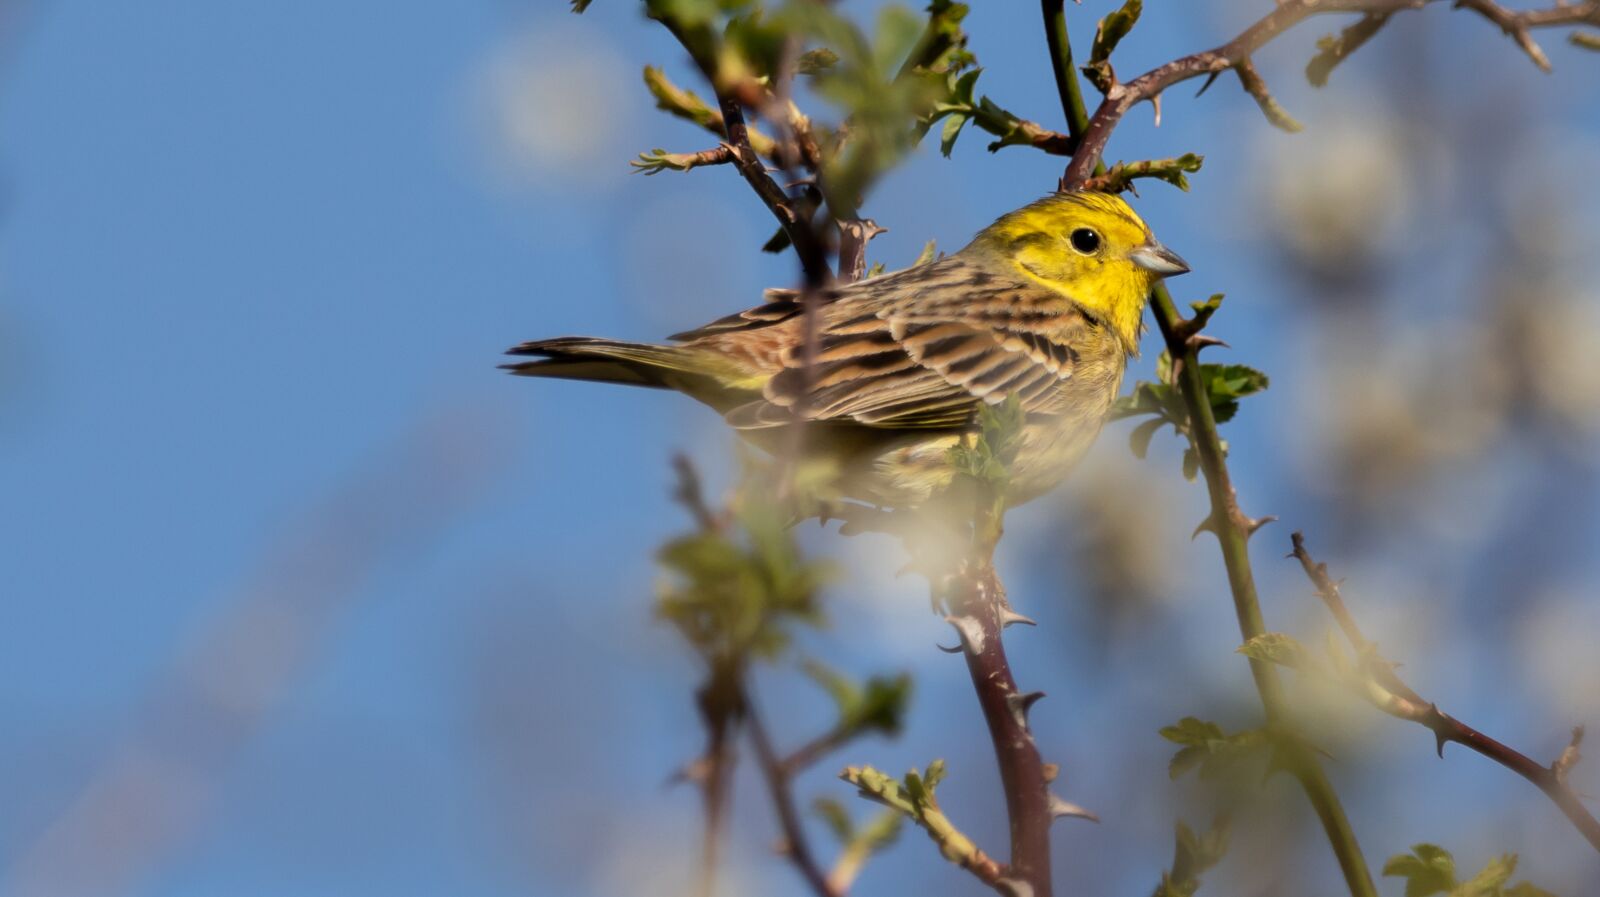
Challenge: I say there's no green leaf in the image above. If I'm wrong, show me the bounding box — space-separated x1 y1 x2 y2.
1089 0 1142 65
570 0 593 11
802 659 913 740
912 239 938 267
1380 846 1556 897
1382 844 1457 897
939 112 968 157
1455 853 1517 896
656 474 834 666
1108 381 1173 421
1160 716 1226 747
1181 447 1200 482
948 394 1026 487
1128 417 1167 459
1156 817 1231 896
1237 633 1308 668
797 47 840 74
872 5 926 77
812 797 855 842
1504 883 1559 897
1201 363 1270 424
1160 717 1272 781
762 227 791 254
842 760 985 875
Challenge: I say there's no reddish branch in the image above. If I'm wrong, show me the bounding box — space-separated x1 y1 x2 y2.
1062 0 1600 188
747 701 842 897
943 566 1056 897
1289 532 1600 853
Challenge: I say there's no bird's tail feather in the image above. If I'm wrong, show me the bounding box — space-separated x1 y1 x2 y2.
502 337 706 390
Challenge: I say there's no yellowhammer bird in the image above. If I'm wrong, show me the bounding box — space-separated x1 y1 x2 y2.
504 192 1187 508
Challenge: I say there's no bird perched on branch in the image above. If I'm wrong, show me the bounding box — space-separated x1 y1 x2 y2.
505 192 1187 508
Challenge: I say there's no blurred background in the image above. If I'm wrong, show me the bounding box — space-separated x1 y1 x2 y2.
2 2 1598 895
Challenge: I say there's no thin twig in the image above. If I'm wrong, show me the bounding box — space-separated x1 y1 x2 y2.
1454 0 1600 71
782 725 856 778
1306 12 1395 86
1040 0 1089 149
1043 8 1379 896
694 670 740 897
631 145 736 175
672 453 726 533
1289 532 1600 853
1061 0 1600 187
653 11 832 283
748 698 842 897
1153 292 1379 897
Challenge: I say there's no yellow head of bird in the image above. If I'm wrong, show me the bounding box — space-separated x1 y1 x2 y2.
974 192 1188 353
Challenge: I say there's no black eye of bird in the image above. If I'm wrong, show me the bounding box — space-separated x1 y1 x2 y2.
1069 228 1101 255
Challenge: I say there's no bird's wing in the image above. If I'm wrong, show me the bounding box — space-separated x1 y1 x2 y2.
666 288 837 342
721 258 1092 430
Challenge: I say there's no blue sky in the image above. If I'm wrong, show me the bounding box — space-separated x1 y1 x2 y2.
3 2 1599 896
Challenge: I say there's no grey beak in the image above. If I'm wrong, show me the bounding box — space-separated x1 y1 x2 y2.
1129 240 1190 277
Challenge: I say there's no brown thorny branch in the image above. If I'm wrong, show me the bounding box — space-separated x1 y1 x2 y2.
647 11 1074 897
1046 2 1599 896
1062 0 1600 187
1288 532 1600 852
650 2 1599 896
670 455 841 897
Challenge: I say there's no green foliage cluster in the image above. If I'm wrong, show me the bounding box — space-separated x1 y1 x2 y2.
803 660 913 743
947 394 1027 491
1159 716 1277 783
841 761 997 877
1085 0 1142 89
1111 311 1271 482
656 491 831 665
577 1 1595 894
1383 845 1554 897
1152 818 1230 897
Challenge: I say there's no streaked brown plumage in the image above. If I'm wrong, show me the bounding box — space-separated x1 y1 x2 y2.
506 192 1189 508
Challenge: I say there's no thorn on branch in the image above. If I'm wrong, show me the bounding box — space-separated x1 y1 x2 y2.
1048 794 1100 823
944 614 987 655
1245 514 1278 537
999 607 1037 628
1006 691 1046 729
1186 334 1229 354
1235 58 1303 133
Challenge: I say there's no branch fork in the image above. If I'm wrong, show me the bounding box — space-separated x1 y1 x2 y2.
1287 532 1600 853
